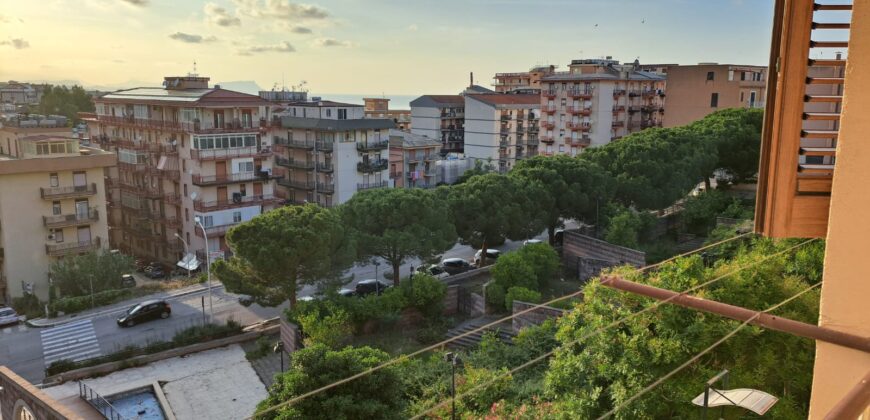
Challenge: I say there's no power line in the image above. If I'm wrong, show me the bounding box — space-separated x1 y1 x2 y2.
249 232 755 419
596 280 823 419
407 238 815 420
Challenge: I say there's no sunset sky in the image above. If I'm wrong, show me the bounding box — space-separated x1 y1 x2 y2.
0 0 774 95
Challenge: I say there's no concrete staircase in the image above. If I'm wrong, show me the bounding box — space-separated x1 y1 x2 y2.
445 317 516 350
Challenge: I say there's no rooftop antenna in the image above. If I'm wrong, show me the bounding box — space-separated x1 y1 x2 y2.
188 60 198 77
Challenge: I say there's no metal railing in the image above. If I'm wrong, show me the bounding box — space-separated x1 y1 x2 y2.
190 147 272 161
192 194 280 211
79 382 126 420
356 140 390 152
357 160 389 173
40 183 98 199
46 237 101 257
43 208 99 228
357 180 389 191
191 172 266 186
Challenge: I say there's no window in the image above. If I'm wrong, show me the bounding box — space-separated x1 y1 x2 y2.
338 109 347 120
239 183 247 197
233 211 242 223
728 70 734 81
237 161 254 173
52 201 62 215
185 208 189 222
183 184 188 197
49 173 59 187
326 109 332 117
202 215 214 227
710 93 719 108
706 71 715 81
54 229 64 243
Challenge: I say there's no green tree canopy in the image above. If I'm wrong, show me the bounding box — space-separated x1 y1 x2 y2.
341 188 456 284
35 85 95 125
213 204 353 306
510 155 614 244
688 108 764 183
50 250 133 297
255 344 405 420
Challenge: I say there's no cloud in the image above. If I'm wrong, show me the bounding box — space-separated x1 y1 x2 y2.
120 0 149 6
0 38 29 49
290 26 313 34
233 0 329 21
312 37 351 48
169 32 218 43
238 41 296 55
205 3 241 27
407 24 418 31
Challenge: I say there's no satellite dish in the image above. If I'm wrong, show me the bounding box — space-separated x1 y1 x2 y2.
190 191 198 200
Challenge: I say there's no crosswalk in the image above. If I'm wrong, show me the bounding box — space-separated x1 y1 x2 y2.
40 319 102 367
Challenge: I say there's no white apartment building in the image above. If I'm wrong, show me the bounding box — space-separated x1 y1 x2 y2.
270 100 394 206
463 94 540 173
410 95 465 155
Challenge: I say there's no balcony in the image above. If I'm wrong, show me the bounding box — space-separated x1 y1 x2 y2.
568 89 594 99
440 111 464 119
191 171 268 186
528 125 540 133
41 183 98 200
628 90 642 98
357 160 389 173
117 161 147 173
613 89 626 96
193 194 280 212
123 223 162 239
641 120 663 129
46 237 101 257
612 105 626 113
500 114 511 121
94 115 267 134
356 140 390 152
612 121 625 128
641 90 657 98
278 178 314 190
499 139 510 148
540 135 555 143
274 137 314 150
147 166 180 181
544 90 557 99
569 138 591 147
542 105 557 114
740 79 766 88
194 222 239 238
542 121 555 130
276 157 314 170
567 122 592 132
628 106 641 113
641 105 657 113
357 180 389 191
43 208 99 229
165 238 184 253
500 126 511 135
163 216 181 229
190 147 272 161
567 106 592 116
164 192 182 206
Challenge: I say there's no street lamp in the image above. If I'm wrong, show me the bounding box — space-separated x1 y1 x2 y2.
372 259 381 294
174 233 191 278
194 216 213 323
444 352 462 420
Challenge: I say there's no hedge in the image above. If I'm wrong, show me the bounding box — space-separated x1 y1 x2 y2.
49 289 135 315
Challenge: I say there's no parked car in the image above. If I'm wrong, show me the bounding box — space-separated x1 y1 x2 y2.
523 239 543 246
145 266 166 279
441 258 472 275
554 229 565 246
120 274 136 288
0 307 20 326
355 279 391 297
473 249 501 266
117 300 171 327
416 264 450 280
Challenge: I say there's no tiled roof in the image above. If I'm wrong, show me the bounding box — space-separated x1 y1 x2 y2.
466 94 540 106
98 87 270 106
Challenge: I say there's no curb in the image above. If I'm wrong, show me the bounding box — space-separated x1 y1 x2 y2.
26 284 225 329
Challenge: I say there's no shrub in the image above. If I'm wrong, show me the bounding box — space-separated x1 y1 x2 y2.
485 283 506 312
491 243 561 295
12 294 43 320
171 319 243 346
504 287 541 311
297 306 352 348
49 289 134 315
415 320 448 345
246 336 274 361
401 274 447 318
515 243 560 282
682 190 736 235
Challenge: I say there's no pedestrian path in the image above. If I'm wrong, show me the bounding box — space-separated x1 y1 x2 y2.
41 319 102 367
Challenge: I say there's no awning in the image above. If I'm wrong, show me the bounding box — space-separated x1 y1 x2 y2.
177 253 201 271
691 388 778 416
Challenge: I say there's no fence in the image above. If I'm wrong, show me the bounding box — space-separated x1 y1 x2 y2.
79 381 125 420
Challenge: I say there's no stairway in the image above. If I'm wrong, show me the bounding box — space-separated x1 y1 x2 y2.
444 317 516 350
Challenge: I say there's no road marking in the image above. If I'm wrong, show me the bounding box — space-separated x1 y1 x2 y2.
40 319 102 366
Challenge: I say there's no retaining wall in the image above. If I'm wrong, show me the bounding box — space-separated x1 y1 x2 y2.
511 301 566 334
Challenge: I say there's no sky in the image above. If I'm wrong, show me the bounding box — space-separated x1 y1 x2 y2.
0 0 775 96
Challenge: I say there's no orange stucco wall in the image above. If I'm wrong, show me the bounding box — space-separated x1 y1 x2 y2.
808 2 870 418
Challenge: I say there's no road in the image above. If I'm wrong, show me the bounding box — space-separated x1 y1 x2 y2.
0 222 577 384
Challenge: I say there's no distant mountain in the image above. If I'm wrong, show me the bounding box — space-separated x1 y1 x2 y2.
214 81 263 95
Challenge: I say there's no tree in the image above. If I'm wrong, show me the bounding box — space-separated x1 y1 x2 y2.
545 239 823 419
689 108 764 184
35 85 95 125
341 188 456 284
453 159 495 185
448 173 546 265
213 204 353 307
50 251 134 297
255 344 405 420
510 155 614 244
490 243 560 302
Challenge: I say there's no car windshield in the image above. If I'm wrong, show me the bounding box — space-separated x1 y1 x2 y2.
0 309 13 316
127 305 142 314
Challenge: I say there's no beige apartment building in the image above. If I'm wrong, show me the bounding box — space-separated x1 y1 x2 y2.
660 63 767 127
492 65 556 93
271 100 394 207
463 94 540 173
388 129 441 188
84 75 279 266
538 58 666 155
363 98 411 131
0 119 114 303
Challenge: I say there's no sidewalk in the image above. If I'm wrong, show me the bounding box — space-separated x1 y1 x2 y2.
27 282 225 328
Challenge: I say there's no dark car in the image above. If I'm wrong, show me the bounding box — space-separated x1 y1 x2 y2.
120 274 136 288
117 300 171 327
355 279 391 297
337 288 356 297
145 267 165 279
441 258 472 275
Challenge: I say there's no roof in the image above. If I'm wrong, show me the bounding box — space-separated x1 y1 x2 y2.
98 87 271 106
410 95 464 108
19 134 75 142
466 94 540 106
288 100 364 107
541 70 665 82
389 129 441 148
465 85 496 94
279 116 395 131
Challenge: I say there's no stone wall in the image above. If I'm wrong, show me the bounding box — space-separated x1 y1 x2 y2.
0 366 81 420
511 301 566 334
562 231 646 280
458 289 486 317
443 265 492 285
280 319 303 353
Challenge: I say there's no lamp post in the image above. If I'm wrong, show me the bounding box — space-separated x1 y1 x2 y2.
194 216 213 323
372 259 381 294
174 233 191 278
445 352 462 420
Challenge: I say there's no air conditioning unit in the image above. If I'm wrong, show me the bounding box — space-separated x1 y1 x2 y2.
47 230 55 241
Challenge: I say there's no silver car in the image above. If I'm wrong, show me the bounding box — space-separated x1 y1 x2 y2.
0 307 20 326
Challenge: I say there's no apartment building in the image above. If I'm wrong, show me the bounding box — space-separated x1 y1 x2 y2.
660 63 768 127
388 129 441 188
84 75 279 266
271 100 394 207
364 98 410 131
410 95 465 155
463 94 540 173
0 81 43 105
0 119 114 303
538 58 666 155
492 65 556 93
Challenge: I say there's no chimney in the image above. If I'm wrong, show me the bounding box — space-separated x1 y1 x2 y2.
835 51 843 60
470 72 474 87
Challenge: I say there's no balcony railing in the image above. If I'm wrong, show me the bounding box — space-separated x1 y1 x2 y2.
43 208 99 228
500 114 511 121
117 161 147 173
163 216 181 229
194 222 239 238
569 138 592 147
276 157 315 170
540 135 555 143
628 106 641 113
357 160 389 173
190 147 272 161
612 121 625 128
567 122 592 131
147 166 180 181
567 106 592 115
613 89 626 96
544 90 557 98
164 192 182 205
191 171 266 186
278 179 314 190
542 121 555 130
357 180 389 191
94 115 268 134
641 120 663 129
356 140 390 152
193 194 280 211
46 237 101 257
542 105 557 113
41 183 98 200
568 89 594 99
612 105 626 112
274 137 314 150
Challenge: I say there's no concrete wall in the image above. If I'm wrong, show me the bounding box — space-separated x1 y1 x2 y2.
463 97 499 163
0 366 82 420
662 64 767 128
511 300 565 334
410 106 441 140
562 231 645 280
